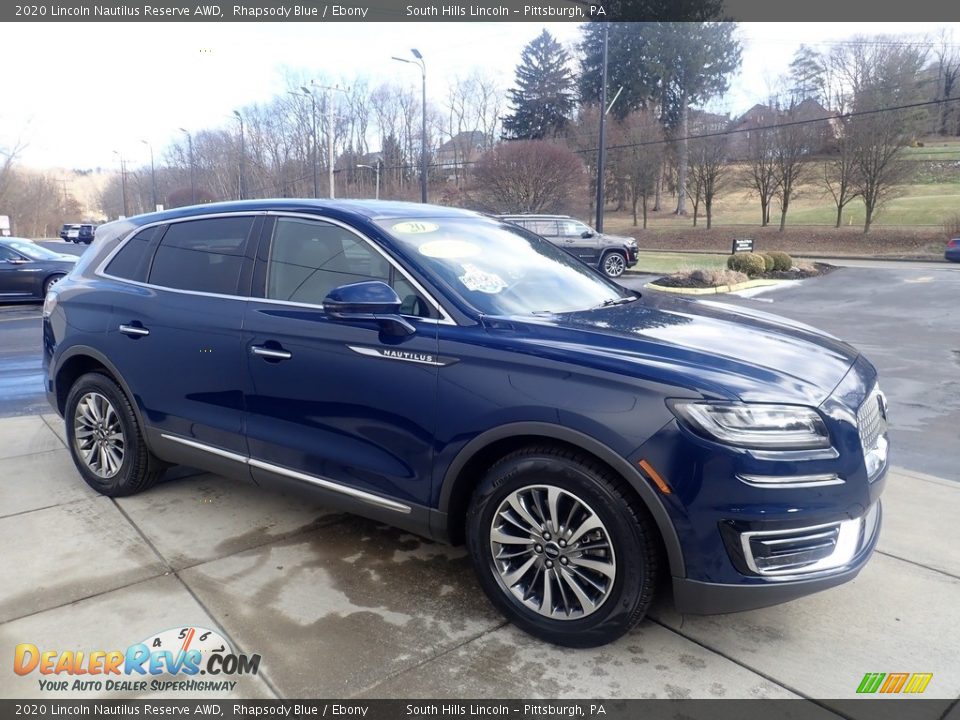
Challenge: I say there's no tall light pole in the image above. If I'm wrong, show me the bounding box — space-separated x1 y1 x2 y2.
141 139 157 212
232 110 245 200
289 89 319 198
112 150 129 218
392 49 427 203
595 24 609 233
178 127 195 204
357 161 381 200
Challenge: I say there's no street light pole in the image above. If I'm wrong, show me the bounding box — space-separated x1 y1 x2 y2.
178 127 195 204
357 162 380 200
141 139 157 211
233 110 245 200
392 50 428 203
313 83 348 200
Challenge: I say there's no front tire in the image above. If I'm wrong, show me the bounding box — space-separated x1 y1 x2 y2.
601 251 627 278
466 446 660 647
43 274 65 296
64 372 165 497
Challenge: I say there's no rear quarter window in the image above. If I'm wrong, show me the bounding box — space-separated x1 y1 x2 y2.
104 225 163 282
148 216 254 295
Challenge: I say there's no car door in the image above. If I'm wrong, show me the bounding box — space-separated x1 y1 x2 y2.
558 219 600 264
0 245 38 297
100 215 259 459
242 214 440 514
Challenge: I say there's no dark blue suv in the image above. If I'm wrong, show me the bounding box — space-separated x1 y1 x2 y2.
43 200 888 647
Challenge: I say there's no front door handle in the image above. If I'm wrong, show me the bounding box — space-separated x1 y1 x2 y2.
251 345 292 361
119 324 150 337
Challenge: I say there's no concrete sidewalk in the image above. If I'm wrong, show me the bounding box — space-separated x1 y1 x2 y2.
1 414 958 716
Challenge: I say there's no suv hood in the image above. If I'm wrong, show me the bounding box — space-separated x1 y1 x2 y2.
512 295 860 406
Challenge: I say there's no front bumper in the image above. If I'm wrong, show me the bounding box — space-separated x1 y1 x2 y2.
673 500 882 614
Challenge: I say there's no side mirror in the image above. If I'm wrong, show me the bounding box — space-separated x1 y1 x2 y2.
581 230 594 239
323 281 414 336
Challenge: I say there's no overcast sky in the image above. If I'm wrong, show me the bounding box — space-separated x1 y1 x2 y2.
3 21 957 170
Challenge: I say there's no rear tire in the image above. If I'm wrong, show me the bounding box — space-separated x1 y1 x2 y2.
64 372 165 497
466 445 660 647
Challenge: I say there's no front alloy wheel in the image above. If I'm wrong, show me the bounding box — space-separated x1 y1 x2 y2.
467 446 660 647
490 485 616 619
602 252 626 278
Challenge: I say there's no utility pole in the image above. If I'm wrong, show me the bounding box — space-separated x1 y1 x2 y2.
357 161 381 200
595 23 609 233
179 128 196 204
141 139 158 211
112 150 129 218
313 84 347 199
233 110 245 200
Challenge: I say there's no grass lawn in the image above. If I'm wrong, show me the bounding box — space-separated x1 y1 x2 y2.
629 251 729 274
603 171 959 233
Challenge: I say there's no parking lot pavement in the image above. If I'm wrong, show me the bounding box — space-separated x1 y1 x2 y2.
1 415 958 711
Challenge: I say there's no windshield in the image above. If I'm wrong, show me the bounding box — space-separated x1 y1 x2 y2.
378 216 633 316
5 240 64 260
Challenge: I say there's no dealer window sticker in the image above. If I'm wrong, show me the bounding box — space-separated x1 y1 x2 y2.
418 239 481 259
392 221 439 234
458 263 507 294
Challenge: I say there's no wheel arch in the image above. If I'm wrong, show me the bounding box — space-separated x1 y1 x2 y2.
436 422 685 578
54 346 146 432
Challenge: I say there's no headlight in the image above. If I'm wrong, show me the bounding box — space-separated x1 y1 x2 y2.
670 401 830 450
42 290 58 318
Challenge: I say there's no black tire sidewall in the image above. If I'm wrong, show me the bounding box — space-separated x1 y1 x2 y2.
467 453 651 647
64 373 140 496
43 274 65 296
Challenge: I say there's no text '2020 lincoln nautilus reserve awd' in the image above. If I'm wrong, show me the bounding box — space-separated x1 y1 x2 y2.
42 200 888 647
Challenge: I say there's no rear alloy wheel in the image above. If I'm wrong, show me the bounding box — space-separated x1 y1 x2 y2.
43 274 65 296
467 446 660 647
601 251 626 278
65 372 165 496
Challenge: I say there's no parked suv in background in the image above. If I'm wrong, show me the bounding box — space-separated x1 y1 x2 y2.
43 200 887 647
61 223 97 244
499 214 638 278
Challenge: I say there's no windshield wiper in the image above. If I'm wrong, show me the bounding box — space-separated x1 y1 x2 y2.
596 296 636 309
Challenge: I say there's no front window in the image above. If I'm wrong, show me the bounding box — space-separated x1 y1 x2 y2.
559 220 592 237
4 240 61 260
378 217 633 316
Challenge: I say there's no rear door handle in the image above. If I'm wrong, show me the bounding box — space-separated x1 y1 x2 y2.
251 345 292 361
119 324 150 337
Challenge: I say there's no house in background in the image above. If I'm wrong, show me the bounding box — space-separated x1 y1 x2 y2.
436 130 490 179
725 99 838 159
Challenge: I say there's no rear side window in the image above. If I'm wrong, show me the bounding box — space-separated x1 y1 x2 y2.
105 225 162 282
148 217 253 295
529 220 559 237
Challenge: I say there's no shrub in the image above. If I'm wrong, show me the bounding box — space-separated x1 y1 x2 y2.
726 252 766 277
759 253 775 272
768 251 793 271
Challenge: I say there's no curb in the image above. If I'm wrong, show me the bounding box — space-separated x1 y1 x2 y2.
643 279 784 296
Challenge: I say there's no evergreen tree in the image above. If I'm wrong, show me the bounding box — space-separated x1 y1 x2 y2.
502 30 576 140
579 22 741 214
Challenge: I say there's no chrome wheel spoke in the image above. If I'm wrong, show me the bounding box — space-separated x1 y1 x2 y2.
559 567 598 614
567 513 603 546
570 557 616 580
502 555 537 587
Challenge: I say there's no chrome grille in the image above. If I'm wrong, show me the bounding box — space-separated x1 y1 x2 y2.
745 524 841 574
857 385 886 454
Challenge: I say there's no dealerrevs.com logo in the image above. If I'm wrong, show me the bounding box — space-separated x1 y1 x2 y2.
13 626 261 693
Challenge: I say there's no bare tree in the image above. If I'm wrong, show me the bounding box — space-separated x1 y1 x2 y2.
745 123 779 226
471 140 584 213
687 126 729 230
823 124 861 228
773 109 814 231
614 111 664 228
934 29 960 136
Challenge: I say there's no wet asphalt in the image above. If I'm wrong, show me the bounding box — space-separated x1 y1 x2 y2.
1 243 956 480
